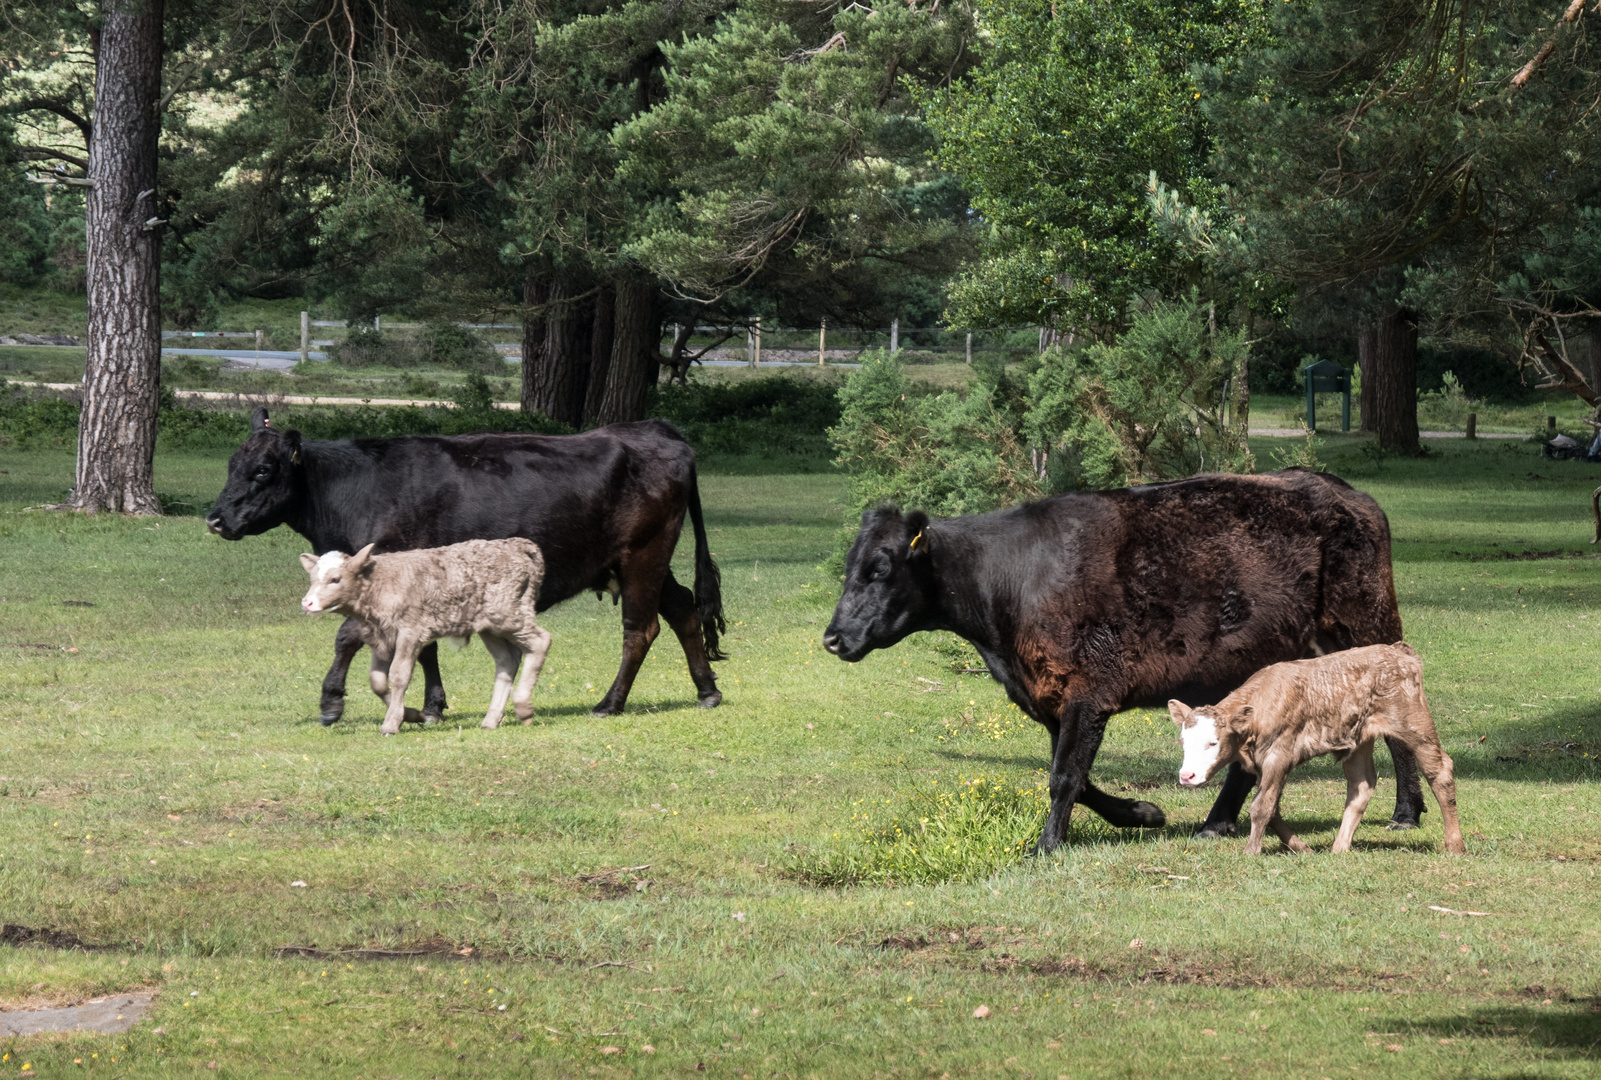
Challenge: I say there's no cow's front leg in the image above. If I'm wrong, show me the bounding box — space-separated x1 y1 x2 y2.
1077 783 1166 829
1195 762 1257 838
418 640 448 723
1037 702 1118 854
1383 736 1426 830
319 618 367 726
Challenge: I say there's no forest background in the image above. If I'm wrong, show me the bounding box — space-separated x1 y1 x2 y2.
7 0 1601 509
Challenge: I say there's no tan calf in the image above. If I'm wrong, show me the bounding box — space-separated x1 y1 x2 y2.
1169 644 1464 856
300 539 551 736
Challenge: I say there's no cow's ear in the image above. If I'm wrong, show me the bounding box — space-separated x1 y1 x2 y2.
904 510 930 557
1167 700 1192 726
251 407 271 433
283 429 303 465
299 553 318 573
347 543 377 574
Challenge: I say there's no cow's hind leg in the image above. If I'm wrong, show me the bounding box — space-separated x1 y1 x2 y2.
658 571 721 708
418 640 447 723
319 618 367 726
591 533 675 717
1194 762 1257 838
1384 736 1427 830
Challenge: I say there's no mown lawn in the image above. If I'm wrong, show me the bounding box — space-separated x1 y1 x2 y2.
0 438 1598 1078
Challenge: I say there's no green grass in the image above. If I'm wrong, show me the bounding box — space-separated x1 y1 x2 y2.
0 437 1599 1077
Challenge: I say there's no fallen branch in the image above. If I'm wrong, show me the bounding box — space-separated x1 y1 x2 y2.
1428 905 1494 917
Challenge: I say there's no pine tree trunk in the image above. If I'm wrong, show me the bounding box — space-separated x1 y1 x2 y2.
593 277 656 427
68 0 164 515
1585 329 1601 393
527 280 591 428
582 285 616 427
1357 323 1377 433
1369 307 1421 454
519 270 549 416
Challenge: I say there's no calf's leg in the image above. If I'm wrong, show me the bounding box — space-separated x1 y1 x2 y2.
1403 734 1466 855
380 636 422 736
512 625 553 723
1245 763 1293 856
1331 742 1378 853
479 634 521 730
370 650 427 726
319 618 368 726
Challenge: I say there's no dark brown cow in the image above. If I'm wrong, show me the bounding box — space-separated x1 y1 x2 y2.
822 469 1424 853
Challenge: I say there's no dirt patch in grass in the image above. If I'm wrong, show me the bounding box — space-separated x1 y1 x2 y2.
0 923 101 950
275 938 478 961
575 865 653 899
1450 548 1596 561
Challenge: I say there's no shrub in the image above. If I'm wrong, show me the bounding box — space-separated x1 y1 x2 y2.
647 375 842 461
326 326 405 367
790 774 1048 886
830 350 1042 521
423 321 506 374
1024 295 1254 490
1416 370 1480 430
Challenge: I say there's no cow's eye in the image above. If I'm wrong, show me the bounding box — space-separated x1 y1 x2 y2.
330 576 341 584
254 466 272 480
1206 741 1217 749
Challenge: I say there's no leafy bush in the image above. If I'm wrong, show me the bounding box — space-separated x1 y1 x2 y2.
790 774 1048 886
0 382 81 448
328 323 507 373
1024 295 1253 490
830 350 1042 520
647 375 842 460
326 326 403 367
1416 370 1480 430
423 321 506 374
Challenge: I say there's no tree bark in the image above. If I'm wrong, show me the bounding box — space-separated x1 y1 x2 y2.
1368 307 1421 454
582 285 616 427
519 269 549 417
526 280 592 428
67 0 164 515
593 276 657 427
1357 323 1377 433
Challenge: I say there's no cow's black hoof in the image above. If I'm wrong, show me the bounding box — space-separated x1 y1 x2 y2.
698 691 722 709
1125 801 1166 828
421 712 444 726
590 701 623 718
1193 820 1238 839
319 694 345 726
319 712 340 727
1384 819 1421 831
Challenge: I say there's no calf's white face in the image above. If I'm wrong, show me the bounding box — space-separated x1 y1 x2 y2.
299 551 351 614
1169 700 1223 786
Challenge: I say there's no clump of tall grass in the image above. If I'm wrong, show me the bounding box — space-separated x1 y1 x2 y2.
791 775 1048 886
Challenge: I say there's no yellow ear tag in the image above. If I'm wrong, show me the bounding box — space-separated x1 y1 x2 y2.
908 530 924 551
290 449 300 464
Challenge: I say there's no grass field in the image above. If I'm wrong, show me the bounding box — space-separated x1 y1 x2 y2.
1 436 1599 1078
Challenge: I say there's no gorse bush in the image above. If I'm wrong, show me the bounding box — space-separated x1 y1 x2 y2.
790 774 1048 886
1024 294 1253 490
1416 370 1480 430
327 322 506 374
830 349 1042 521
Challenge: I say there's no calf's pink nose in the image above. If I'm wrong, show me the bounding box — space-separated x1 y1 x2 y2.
1179 770 1196 784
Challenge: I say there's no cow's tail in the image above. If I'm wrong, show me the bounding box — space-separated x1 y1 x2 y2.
1592 484 1601 544
688 465 728 660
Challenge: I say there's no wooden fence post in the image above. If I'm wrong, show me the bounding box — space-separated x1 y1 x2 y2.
755 317 761 367
890 317 899 354
818 319 827 366
965 331 972 365
1466 412 1477 439
300 311 309 362
255 328 264 352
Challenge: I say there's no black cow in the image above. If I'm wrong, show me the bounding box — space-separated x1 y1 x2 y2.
207 409 725 721
822 469 1425 854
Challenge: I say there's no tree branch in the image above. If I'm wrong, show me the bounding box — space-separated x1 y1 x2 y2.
1511 0 1587 89
12 146 90 170
7 97 92 142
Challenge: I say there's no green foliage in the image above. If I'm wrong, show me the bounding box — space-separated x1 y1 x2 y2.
326 327 394 368
1024 295 1253 489
1416 371 1481 431
830 350 1042 523
424 322 504 373
0 384 568 455
646 375 842 461
922 0 1269 329
791 774 1048 886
